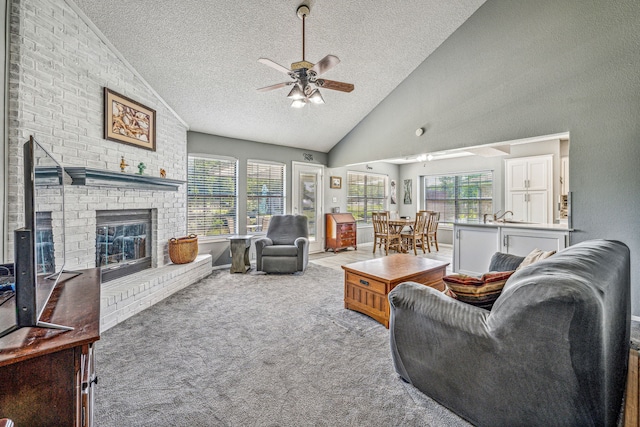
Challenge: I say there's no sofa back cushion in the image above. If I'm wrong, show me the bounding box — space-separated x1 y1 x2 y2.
266 215 309 245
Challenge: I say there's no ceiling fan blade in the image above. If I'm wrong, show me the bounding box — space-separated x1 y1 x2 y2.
258 58 292 74
316 79 354 93
310 55 340 76
257 82 292 92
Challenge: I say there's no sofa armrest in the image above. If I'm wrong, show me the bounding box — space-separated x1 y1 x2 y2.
294 236 309 271
389 282 491 381
254 237 273 271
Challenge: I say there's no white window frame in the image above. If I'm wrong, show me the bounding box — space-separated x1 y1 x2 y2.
346 171 388 225
423 170 493 226
246 159 286 234
187 154 238 237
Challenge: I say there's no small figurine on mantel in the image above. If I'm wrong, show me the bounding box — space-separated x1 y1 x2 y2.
119 156 129 172
160 168 166 178
137 162 146 175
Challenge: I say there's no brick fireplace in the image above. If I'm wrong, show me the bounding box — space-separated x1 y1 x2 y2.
5 0 212 332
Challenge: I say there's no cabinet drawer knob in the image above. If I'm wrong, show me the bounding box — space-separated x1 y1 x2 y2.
359 279 369 286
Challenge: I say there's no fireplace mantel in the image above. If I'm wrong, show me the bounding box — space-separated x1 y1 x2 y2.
65 167 184 191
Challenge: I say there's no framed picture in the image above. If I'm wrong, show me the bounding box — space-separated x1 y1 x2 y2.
104 88 156 151
404 179 412 204
390 180 397 205
330 176 342 189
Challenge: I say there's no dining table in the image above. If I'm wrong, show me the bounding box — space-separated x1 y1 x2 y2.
387 218 415 253
388 218 414 234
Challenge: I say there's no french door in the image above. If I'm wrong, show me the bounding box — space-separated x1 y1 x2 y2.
291 162 324 253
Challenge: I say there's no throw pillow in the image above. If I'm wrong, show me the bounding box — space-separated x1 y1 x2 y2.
442 270 515 310
516 248 556 270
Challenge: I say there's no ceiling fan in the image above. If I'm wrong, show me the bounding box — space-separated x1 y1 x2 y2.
257 4 354 108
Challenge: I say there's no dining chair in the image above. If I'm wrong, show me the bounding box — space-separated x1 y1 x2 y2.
424 211 440 252
401 211 429 255
372 211 401 255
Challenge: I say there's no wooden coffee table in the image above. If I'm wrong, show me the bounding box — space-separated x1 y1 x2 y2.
342 254 449 328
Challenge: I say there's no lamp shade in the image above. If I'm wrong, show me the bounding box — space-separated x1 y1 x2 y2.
287 84 305 100
308 89 324 104
291 98 307 108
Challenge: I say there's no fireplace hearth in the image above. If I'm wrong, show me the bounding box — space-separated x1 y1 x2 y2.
96 209 152 282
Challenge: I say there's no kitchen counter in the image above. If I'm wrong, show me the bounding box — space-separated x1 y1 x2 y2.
453 222 571 276
453 220 572 232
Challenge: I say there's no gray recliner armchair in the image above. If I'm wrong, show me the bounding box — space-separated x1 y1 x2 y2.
254 215 309 273
389 240 630 427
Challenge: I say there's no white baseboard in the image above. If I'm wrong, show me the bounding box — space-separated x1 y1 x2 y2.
632 315 640 324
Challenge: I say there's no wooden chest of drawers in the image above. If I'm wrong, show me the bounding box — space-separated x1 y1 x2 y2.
325 213 357 253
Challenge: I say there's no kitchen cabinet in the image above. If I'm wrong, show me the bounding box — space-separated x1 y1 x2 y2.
501 227 568 256
453 223 570 276
505 155 552 223
453 226 500 276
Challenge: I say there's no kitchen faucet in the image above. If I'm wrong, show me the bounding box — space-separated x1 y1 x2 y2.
494 210 514 221
483 210 514 223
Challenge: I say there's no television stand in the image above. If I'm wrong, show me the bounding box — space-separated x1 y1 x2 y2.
0 267 100 426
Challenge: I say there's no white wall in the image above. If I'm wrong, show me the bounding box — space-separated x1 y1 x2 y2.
6 0 189 269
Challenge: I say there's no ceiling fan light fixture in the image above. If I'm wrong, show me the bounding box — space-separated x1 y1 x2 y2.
291 98 307 108
287 84 305 100
308 89 324 104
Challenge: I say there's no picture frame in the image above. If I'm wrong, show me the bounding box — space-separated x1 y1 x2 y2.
104 88 156 151
404 179 412 204
330 176 342 189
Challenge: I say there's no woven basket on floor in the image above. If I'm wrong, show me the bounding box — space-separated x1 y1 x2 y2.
169 234 198 264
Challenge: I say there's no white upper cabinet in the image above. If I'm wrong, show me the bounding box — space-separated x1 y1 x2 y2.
505 155 553 223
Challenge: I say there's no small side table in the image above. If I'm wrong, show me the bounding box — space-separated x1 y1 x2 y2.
228 235 253 273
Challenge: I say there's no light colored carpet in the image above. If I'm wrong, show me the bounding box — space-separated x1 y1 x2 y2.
95 263 471 426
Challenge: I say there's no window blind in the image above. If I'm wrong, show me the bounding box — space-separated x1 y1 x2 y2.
424 171 493 226
347 171 387 224
187 155 238 236
247 160 285 232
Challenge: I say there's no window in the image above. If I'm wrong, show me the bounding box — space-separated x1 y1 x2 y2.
187 155 238 236
247 160 285 232
423 171 493 226
347 171 387 224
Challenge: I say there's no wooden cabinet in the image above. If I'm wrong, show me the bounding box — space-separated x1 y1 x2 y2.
505 155 553 223
325 213 357 252
342 255 448 328
0 269 100 427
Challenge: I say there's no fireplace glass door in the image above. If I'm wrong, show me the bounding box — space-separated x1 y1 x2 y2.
96 210 152 282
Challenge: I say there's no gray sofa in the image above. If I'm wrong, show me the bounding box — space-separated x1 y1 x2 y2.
254 215 309 273
389 240 630 426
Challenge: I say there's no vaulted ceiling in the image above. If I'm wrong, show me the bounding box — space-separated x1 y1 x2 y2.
72 0 486 152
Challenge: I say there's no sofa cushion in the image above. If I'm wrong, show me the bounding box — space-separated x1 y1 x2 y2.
261 245 299 257
443 270 515 310
488 252 525 272
516 248 556 270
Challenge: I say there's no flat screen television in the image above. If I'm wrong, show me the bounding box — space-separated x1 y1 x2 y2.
0 136 76 338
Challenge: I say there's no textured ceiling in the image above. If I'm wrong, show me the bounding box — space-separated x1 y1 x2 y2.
72 0 486 152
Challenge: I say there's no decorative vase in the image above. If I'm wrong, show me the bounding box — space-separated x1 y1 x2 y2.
168 234 198 264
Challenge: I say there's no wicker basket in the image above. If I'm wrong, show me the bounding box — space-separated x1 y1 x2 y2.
169 234 198 264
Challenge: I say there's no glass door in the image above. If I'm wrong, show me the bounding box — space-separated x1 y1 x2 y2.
292 162 324 253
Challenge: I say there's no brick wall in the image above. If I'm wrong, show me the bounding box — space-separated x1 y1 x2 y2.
7 0 188 269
